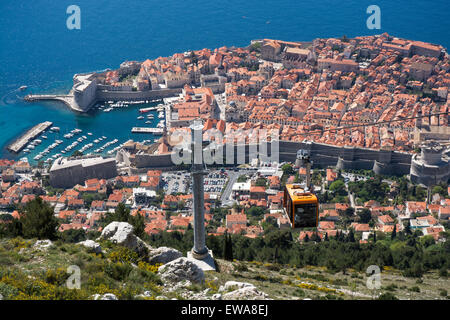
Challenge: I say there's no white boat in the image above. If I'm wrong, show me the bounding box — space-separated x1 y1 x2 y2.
87 132 93 136
137 116 144 120
41 135 48 139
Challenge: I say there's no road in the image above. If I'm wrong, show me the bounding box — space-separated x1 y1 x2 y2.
220 170 240 206
220 168 256 207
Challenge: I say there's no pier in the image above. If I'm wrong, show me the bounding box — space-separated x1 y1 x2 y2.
24 94 88 112
7 121 53 153
131 127 163 135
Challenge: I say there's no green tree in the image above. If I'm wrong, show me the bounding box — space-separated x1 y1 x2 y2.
281 163 294 176
391 224 397 240
329 180 347 196
347 229 355 242
113 203 131 222
223 232 233 261
60 228 86 243
20 198 59 240
129 212 146 239
358 208 372 223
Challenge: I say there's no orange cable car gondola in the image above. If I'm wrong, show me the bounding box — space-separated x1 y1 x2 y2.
283 184 319 228
282 149 319 228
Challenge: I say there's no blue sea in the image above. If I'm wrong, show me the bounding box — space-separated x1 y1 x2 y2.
0 0 449 163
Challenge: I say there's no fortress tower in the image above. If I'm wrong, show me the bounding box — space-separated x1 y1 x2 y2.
410 141 450 186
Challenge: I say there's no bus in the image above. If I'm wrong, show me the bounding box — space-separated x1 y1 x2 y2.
283 184 319 228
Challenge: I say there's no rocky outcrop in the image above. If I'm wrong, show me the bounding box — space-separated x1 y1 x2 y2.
219 281 269 300
33 240 53 250
99 222 149 255
92 293 118 300
148 246 182 264
77 240 102 254
158 257 205 284
219 281 255 292
222 286 270 300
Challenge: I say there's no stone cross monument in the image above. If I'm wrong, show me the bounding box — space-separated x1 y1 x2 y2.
187 119 216 270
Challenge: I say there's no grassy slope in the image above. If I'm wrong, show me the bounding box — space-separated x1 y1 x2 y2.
0 237 448 300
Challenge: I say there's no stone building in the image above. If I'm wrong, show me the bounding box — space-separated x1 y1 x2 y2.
49 157 117 188
410 142 450 186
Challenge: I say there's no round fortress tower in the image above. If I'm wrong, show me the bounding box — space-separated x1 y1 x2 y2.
410 141 450 186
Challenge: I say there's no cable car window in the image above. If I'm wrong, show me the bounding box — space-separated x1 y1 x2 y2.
293 203 317 228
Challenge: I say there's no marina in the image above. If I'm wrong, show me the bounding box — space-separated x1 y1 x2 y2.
3 98 167 165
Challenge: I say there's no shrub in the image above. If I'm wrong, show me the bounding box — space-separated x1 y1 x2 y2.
104 262 133 281
108 246 139 264
409 286 420 293
378 292 398 300
234 263 248 272
45 268 70 286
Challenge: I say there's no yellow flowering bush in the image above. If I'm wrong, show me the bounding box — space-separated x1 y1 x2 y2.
137 261 162 273
108 246 139 264
296 282 337 294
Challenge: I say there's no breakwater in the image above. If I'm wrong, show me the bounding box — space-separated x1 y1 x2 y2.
7 121 53 153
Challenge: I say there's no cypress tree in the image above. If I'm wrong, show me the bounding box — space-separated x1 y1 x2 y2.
405 220 412 235
303 234 309 243
391 224 397 240
228 233 233 261
223 231 233 261
348 229 355 242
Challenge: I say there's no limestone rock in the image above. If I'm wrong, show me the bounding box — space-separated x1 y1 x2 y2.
92 293 118 300
219 281 255 292
148 246 182 265
33 240 53 250
77 240 102 254
158 257 205 284
99 222 148 255
212 293 222 300
135 291 154 299
222 286 269 300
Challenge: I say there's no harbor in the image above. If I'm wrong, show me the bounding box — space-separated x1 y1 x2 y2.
7 121 53 153
3 98 167 165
